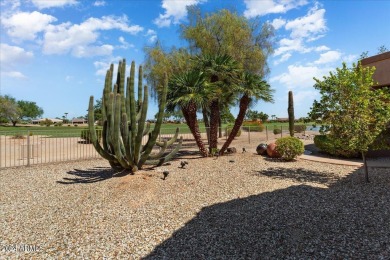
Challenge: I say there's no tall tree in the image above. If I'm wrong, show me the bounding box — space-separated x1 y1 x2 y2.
17 100 44 120
167 70 209 156
0 95 21 126
182 8 274 75
220 72 273 155
195 53 241 151
309 62 390 182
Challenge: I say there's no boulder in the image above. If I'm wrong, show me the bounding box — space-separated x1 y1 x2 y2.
267 143 281 158
256 143 268 155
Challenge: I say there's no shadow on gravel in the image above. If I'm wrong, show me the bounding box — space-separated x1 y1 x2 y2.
57 167 127 184
145 167 390 259
257 167 342 185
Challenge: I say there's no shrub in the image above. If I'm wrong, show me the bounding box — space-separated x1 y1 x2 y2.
12 133 25 139
294 124 306 133
54 122 63 127
39 119 53 127
225 126 242 137
273 128 281 135
314 135 359 158
275 137 304 161
81 129 102 143
242 122 264 132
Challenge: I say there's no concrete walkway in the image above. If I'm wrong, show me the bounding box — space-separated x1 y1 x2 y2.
299 154 390 168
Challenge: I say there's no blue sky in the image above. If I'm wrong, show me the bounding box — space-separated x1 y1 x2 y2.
1 0 389 120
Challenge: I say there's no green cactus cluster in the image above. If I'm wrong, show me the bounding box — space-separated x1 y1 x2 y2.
88 59 182 173
288 90 295 137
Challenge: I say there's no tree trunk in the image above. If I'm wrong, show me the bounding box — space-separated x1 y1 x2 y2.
12 121 17 127
202 106 210 144
362 151 370 183
218 114 222 138
209 99 220 152
182 104 208 157
220 94 250 155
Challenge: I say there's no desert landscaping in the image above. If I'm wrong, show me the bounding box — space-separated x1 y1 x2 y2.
1 137 390 258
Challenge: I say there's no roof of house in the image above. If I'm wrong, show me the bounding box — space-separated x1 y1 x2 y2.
32 118 63 123
361 51 390 88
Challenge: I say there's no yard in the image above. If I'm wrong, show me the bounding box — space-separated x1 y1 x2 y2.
1 138 390 258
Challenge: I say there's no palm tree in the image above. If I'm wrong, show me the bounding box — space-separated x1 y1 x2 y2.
195 53 242 152
167 70 209 157
220 72 274 155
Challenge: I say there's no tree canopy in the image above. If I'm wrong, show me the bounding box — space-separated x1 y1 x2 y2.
309 62 390 182
0 95 44 126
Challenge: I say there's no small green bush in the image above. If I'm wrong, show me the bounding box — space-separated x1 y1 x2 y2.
275 137 304 161
225 126 242 137
273 128 282 135
81 129 102 143
39 119 53 127
242 122 265 132
294 125 306 133
314 135 359 158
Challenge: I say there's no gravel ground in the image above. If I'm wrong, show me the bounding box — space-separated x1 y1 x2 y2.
1 146 390 259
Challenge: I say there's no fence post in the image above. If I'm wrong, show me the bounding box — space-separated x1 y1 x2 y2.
248 126 251 144
280 126 283 138
266 125 268 141
27 131 30 167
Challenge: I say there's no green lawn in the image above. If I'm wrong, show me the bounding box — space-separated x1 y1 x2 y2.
0 121 317 137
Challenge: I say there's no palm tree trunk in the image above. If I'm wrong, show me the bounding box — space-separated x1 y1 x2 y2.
218 114 222 138
182 104 208 157
220 94 250 155
209 99 220 151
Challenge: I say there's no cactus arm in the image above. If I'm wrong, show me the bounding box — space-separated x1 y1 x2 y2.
134 85 148 163
113 94 131 169
129 61 137 161
88 96 118 163
144 137 183 166
155 127 179 147
139 75 168 166
147 140 168 159
137 65 143 111
143 122 151 136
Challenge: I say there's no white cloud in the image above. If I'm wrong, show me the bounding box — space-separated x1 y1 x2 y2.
1 71 27 79
0 43 33 80
273 4 327 57
118 36 134 49
154 0 206 27
292 90 319 104
145 29 157 43
0 43 34 65
274 38 310 56
93 56 122 76
72 44 114 58
271 18 286 30
1 11 57 41
285 4 327 39
42 16 143 56
30 0 78 9
314 50 341 64
274 53 292 65
93 1 105 6
315 45 330 52
342 54 358 63
271 64 333 89
243 0 308 18
0 0 21 11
